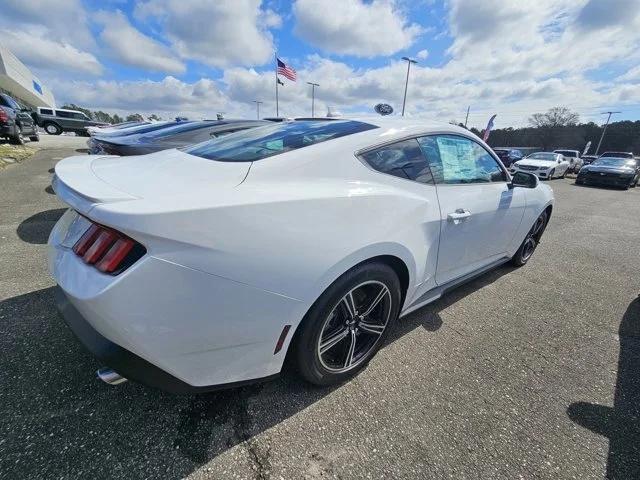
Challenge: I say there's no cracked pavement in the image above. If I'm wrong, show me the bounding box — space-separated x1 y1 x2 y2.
0 143 638 479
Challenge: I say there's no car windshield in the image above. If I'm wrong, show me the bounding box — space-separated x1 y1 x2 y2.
593 157 635 168
183 120 378 162
600 152 633 159
527 153 556 161
555 150 576 157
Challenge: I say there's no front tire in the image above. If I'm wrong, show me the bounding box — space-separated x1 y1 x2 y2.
44 122 62 135
511 210 548 267
29 131 40 142
294 262 402 386
548 169 555 180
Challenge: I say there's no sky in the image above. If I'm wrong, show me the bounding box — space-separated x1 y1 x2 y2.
1 0 640 129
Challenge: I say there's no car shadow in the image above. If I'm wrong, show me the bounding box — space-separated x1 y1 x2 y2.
16 208 66 244
44 185 55 195
567 297 640 479
0 265 515 479
75 148 89 154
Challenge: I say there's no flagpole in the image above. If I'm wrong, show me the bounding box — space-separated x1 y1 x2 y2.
275 53 279 117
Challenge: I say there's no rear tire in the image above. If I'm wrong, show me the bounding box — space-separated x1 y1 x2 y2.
44 122 62 135
10 127 24 145
29 131 40 142
511 210 548 267
294 262 402 386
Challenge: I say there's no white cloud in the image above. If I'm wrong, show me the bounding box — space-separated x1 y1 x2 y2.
0 0 94 48
96 10 185 74
134 0 277 67
0 29 103 76
416 49 429 60
293 0 423 57
52 76 235 118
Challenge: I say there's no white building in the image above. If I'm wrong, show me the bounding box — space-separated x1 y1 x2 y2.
0 43 55 108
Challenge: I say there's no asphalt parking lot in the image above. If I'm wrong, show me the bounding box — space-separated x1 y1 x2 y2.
0 146 638 480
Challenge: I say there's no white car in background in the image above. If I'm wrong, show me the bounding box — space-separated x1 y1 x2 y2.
554 149 583 173
510 152 570 179
49 118 554 393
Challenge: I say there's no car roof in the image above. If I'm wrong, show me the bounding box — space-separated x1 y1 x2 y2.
315 116 479 152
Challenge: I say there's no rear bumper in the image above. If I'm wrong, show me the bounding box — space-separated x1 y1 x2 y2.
0 123 16 136
55 287 278 393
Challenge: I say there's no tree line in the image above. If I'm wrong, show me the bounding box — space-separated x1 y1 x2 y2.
485 107 639 154
60 104 162 124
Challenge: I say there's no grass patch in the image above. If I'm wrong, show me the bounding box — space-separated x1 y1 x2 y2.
0 144 36 168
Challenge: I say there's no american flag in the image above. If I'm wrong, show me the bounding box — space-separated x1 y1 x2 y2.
277 58 297 81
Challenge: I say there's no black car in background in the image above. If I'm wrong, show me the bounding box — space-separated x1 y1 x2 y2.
581 155 598 165
576 157 640 189
492 148 523 167
0 93 39 144
89 119 270 155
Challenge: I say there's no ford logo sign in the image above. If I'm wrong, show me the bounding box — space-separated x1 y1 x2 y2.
374 104 394 116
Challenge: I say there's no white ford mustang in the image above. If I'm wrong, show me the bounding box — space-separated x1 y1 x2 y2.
49 118 554 393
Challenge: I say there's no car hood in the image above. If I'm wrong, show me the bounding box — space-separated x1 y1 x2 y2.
582 165 634 174
53 149 250 213
517 159 557 168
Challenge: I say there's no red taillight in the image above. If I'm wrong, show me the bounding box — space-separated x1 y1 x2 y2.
0 109 9 123
72 220 145 275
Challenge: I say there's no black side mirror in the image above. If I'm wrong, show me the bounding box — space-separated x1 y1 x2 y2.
510 171 538 189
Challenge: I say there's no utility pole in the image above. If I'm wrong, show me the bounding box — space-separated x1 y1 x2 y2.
464 105 470 128
401 57 418 116
253 100 263 120
595 111 620 155
307 82 319 117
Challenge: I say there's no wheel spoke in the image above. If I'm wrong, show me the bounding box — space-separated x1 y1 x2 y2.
342 291 357 317
343 330 357 368
360 285 390 317
359 321 385 336
319 327 349 354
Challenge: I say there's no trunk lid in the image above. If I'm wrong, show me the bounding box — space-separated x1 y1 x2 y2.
53 150 251 213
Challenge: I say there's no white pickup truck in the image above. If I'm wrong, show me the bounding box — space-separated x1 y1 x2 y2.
554 149 583 173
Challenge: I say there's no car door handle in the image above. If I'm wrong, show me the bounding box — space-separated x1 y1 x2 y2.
447 209 471 224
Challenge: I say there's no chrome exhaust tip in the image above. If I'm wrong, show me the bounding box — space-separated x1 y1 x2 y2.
96 367 128 386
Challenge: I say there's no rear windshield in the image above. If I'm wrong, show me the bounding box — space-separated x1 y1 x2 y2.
183 120 378 162
555 150 577 157
141 121 216 139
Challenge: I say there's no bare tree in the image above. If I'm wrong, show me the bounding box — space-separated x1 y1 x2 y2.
529 107 579 128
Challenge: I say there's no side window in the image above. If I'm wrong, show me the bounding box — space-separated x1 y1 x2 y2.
359 138 434 184
72 112 87 120
40 109 53 115
417 135 506 184
56 111 73 118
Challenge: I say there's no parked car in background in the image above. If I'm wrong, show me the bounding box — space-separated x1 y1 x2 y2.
0 93 39 144
493 148 524 167
553 149 583 172
599 151 634 159
33 107 108 136
581 155 598 165
50 118 553 392
510 152 570 179
576 157 640 189
87 120 180 153
89 119 270 156
86 121 150 136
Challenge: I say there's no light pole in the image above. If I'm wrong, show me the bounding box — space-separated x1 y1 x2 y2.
307 82 319 117
401 57 417 116
253 100 263 120
595 111 621 156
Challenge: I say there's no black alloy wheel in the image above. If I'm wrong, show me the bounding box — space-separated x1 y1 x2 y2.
511 210 548 267
294 262 402 386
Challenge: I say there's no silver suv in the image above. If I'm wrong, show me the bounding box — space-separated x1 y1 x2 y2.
33 107 108 136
